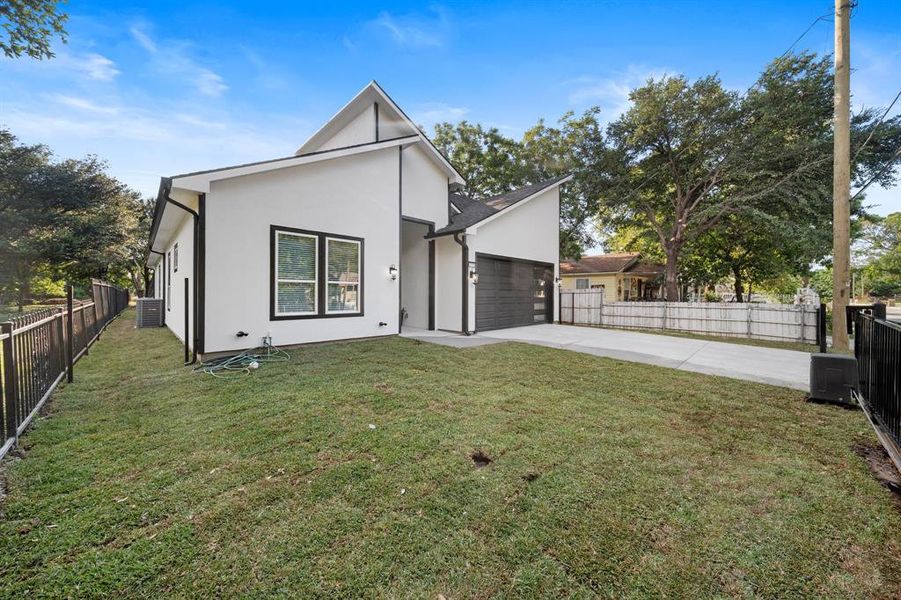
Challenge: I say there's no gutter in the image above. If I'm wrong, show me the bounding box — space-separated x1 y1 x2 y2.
452 232 470 335
158 180 201 365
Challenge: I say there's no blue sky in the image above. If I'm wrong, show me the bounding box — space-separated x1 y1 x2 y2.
1 0 899 216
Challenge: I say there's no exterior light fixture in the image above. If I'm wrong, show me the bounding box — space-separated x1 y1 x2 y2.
389 265 398 280
555 277 562 287
469 269 479 285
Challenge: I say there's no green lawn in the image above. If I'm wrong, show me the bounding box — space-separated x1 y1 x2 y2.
1 310 899 597
0 304 50 322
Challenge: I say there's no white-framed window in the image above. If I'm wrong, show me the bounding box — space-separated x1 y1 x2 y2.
274 230 318 316
325 237 361 314
575 278 589 290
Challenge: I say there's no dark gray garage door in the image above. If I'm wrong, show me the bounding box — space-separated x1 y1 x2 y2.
475 254 554 331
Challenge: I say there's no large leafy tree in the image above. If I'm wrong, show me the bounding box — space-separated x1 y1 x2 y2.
432 109 607 258
0 129 142 308
601 53 901 300
0 0 67 59
858 213 901 297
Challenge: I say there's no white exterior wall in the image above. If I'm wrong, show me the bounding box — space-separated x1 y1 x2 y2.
204 148 401 353
466 187 560 329
162 211 195 347
319 105 377 151
401 221 430 329
434 235 462 331
379 110 411 139
401 145 447 226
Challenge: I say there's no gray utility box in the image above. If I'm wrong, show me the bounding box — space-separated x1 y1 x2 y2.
809 353 858 405
136 298 164 328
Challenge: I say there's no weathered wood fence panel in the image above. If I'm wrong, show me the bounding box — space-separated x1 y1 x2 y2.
0 280 128 460
559 291 818 343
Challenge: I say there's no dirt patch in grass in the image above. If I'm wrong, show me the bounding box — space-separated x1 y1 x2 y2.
471 450 492 468
852 439 901 505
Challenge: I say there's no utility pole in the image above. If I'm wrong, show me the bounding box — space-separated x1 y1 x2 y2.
832 0 852 350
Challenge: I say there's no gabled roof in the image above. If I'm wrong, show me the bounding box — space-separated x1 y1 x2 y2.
625 262 665 277
296 80 465 184
560 253 642 275
429 174 572 238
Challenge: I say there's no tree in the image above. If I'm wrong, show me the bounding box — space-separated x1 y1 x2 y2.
0 0 68 59
858 213 901 298
600 53 901 300
0 129 143 308
432 122 529 197
431 109 607 258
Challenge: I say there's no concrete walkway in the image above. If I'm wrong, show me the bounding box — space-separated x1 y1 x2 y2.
404 324 811 391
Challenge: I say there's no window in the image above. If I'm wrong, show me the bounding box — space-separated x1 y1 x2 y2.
166 252 171 310
275 231 318 316
326 237 360 313
575 278 589 290
173 243 179 272
271 226 363 320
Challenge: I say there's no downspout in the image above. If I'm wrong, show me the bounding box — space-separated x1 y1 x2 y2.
149 250 166 325
452 232 470 335
162 184 200 365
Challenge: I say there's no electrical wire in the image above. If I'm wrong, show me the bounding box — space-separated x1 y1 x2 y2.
851 145 901 202
852 88 901 162
608 7 835 211
192 342 290 378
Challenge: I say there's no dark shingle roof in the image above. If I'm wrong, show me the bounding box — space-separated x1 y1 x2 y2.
625 261 665 277
560 253 641 275
430 174 571 237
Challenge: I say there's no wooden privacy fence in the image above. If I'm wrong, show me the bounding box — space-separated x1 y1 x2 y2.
0 280 128 460
559 291 819 343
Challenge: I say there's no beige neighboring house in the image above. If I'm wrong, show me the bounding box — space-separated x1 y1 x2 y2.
559 253 664 302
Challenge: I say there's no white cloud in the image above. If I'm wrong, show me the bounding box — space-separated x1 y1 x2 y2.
369 6 450 48
56 52 120 81
46 94 118 114
566 66 672 121
411 102 469 127
129 26 157 53
196 69 228 97
129 24 228 98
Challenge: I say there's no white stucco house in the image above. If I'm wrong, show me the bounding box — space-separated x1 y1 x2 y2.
147 81 570 359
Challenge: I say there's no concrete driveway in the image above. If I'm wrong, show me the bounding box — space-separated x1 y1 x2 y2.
475 324 811 391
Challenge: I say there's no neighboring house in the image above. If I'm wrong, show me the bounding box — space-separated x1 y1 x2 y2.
559 253 664 302
147 81 570 358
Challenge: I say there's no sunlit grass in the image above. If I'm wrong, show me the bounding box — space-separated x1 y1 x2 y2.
1 309 898 597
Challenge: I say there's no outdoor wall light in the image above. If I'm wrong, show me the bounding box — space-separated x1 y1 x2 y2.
388 265 398 280
555 277 562 287
469 269 479 285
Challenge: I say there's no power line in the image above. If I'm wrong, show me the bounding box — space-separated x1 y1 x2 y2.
779 11 833 58
851 145 901 201
852 88 901 162
610 7 835 210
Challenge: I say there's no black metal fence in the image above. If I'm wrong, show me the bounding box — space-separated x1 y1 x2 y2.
855 312 901 469
0 280 128 459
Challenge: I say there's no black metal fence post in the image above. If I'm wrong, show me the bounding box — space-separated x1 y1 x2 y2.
1 322 16 443
818 303 827 353
66 285 74 383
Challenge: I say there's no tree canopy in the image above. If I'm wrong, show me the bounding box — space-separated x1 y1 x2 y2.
432 109 606 259
0 0 68 59
0 129 148 308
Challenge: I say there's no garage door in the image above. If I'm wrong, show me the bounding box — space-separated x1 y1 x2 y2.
475 254 554 331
